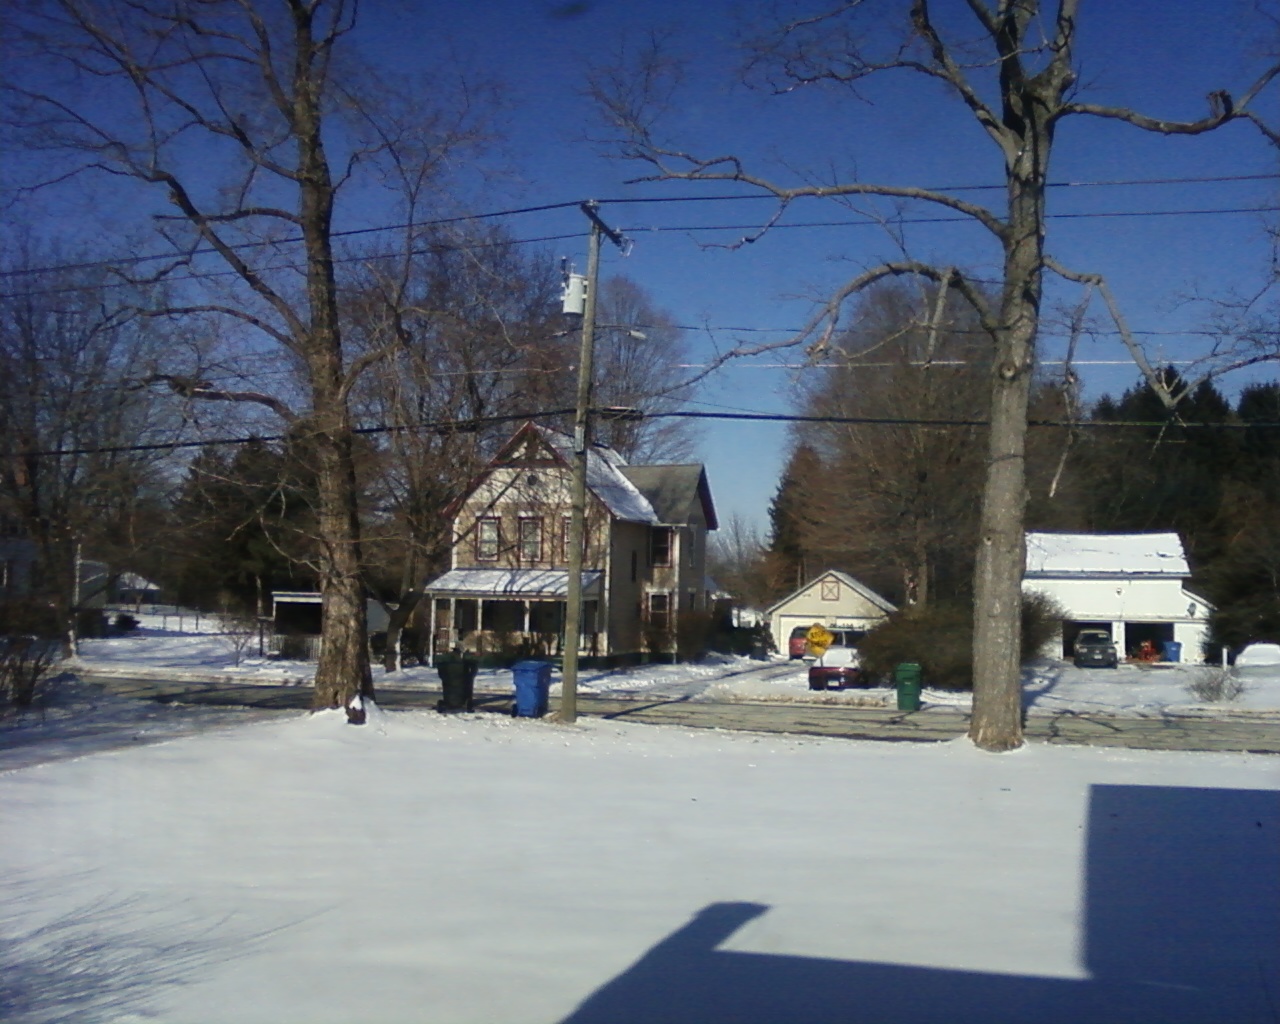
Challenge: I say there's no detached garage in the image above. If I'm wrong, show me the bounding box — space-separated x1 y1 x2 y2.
766 570 896 655
1022 532 1212 663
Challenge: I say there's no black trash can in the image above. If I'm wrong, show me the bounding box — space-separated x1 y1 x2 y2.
436 651 478 712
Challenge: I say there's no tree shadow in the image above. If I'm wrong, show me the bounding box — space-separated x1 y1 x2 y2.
562 784 1280 1024
0 887 291 1024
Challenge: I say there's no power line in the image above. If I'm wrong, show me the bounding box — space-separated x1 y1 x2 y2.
3 202 1275 304
1 169 1274 282
5 407 1276 460
618 206 1279 235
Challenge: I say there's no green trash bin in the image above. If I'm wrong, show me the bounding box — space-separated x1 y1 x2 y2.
894 662 923 711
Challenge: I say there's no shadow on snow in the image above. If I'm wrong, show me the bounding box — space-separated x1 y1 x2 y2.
563 784 1280 1024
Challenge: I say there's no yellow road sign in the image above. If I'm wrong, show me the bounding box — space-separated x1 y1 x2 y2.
806 624 834 657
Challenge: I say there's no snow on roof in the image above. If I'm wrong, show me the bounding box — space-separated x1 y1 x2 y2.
425 568 604 598
117 572 160 591
534 425 659 524
1025 532 1189 577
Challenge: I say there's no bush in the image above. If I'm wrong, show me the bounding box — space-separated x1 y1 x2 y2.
114 612 139 633
859 592 1066 690
674 611 716 662
75 608 108 639
1187 667 1245 703
1 635 61 710
708 623 774 658
1021 590 1067 661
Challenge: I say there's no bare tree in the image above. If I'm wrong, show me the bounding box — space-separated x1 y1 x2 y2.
3 0 492 715
0 241 174 648
346 225 566 670
592 277 700 463
595 1 1278 749
794 284 992 607
707 512 772 613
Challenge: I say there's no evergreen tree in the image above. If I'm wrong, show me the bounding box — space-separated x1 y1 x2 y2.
766 444 821 599
166 440 312 614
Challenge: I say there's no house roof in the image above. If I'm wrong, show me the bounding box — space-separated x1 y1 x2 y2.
424 568 604 598
530 425 660 525
118 572 159 591
1025 532 1190 577
621 465 719 530
764 569 897 617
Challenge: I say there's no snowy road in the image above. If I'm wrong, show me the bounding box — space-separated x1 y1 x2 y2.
70 671 1280 754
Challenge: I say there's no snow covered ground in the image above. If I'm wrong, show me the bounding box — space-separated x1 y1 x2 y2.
3 613 1279 1022
64 610 1280 717
3 703 1277 1023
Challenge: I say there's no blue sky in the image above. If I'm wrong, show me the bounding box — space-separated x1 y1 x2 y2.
9 0 1278 536
371 0 1277 535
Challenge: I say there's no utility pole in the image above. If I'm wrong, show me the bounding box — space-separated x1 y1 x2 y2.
559 201 627 723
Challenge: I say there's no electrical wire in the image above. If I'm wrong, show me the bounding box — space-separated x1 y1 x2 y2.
4 406 1276 461
1 169 1274 282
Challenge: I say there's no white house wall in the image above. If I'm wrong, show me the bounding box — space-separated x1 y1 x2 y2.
1023 577 1210 661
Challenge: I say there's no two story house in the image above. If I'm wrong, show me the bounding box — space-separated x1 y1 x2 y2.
422 422 718 663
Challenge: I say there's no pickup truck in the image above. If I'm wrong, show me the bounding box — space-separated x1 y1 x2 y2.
1073 630 1119 669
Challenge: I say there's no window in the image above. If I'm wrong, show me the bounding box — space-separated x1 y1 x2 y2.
518 517 543 563
650 526 673 567
476 518 500 561
821 579 840 601
560 516 572 563
648 592 670 632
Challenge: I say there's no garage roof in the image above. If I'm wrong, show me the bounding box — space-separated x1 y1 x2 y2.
1025 532 1189 577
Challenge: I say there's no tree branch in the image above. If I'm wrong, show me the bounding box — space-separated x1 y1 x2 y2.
1044 258 1176 410
134 373 296 422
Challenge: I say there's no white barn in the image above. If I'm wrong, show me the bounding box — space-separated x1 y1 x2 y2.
766 570 896 654
1022 532 1212 662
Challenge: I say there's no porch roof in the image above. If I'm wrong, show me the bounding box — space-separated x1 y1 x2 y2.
425 568 603 598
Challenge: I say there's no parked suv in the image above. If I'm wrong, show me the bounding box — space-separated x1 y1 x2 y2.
1073 629 1119 669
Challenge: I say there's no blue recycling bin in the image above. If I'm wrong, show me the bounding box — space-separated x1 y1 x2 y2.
511 660 553 718
1162 640 1182 663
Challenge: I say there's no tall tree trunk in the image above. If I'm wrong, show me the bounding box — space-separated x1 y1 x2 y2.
968 75 1058 751
292 2 373 714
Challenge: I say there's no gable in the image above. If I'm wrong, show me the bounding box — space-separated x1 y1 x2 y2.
766 570 897 618
444 422 659 526
621 465 718 529
492 424 563 468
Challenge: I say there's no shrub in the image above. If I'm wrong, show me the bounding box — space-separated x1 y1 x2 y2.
859 592 1066 690
1021 590 1067 661
1 635 61 710
675 610 716 662
114 612 139 633
641 619 673 661
1187 667 1245 703
708 623 774 657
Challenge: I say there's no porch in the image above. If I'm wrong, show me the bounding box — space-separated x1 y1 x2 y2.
423 568 604 664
